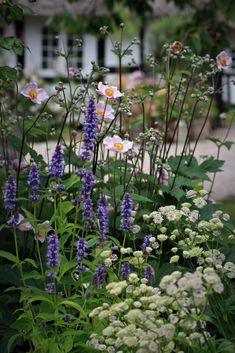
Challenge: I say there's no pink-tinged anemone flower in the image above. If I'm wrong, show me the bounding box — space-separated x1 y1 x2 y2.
103 135 133 153
96 102 115 121
96 82 124 99
11 158 26 172
21 82 49 104
35 220 52 243
68 67 77 77
216 51 232 70
7 212 33 231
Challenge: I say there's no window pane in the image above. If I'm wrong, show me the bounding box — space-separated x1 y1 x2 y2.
41 27 58 69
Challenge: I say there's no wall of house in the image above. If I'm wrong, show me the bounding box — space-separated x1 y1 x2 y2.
23 16 97 79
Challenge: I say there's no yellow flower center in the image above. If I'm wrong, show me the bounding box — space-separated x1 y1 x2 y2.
29 88 38 99
114 142 124 151
96 108 104 117
105 88 114 97
219 57 227 66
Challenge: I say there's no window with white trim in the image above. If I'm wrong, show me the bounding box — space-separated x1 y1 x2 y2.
41 27 58 69
67 34 83 68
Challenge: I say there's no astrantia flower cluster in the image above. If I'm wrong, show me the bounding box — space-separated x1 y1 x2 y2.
4 175 17 211
27 164 40 201
80 99 98 160
88 268 224 353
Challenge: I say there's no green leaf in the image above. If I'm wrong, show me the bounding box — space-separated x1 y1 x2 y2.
23 271 42 281
223 140 234 150
58 256 77 280
170 188 184 201
59 300 86 317
63 174 80 189
0 37 26 55
59 201 74 215
199 157 224 173
64 336 73 353
130 193 153 203
0 250 17 263
0 66 18 80
23 258 38 269
27 294 54 305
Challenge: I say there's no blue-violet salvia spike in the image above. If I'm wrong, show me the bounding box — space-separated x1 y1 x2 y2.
4 175 17 211
141 234 152 254
27 164 40 201
120 262 131 279
97 195 108 240
144 265 154 285
80 99 97 160
120 192 133 230
49 144 64 178
76 237 88 262
46 233 60 277
92 263 106 287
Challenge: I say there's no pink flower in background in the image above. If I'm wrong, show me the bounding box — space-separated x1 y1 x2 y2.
159 168 169 185
103 135 133 153
35 220 52 243
216 51 232 70
21 82 49 104
96 102 115 120
11 158 26 172
68 67 77 77
96 82 124 99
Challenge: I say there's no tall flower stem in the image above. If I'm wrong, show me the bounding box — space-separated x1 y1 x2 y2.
16 95 56 195
33 206 44 277
13 228 25 285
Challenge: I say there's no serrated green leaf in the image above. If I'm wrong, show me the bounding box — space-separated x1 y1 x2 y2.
223 140 234 150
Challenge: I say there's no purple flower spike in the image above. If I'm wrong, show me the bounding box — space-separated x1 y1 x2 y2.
49 144 64 178
27 164 40 201
4 175 17 211
97 195 108 241
92 263 106 287
144 265 154 285
80 99 98 160
76 237 88 262
46 234 60 277
141 234 152 254
120 262 131 279
120 193 133 230
76 169 95 223
82 197 93 222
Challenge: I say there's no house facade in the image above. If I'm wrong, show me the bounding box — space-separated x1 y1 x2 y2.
0 0 142 79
